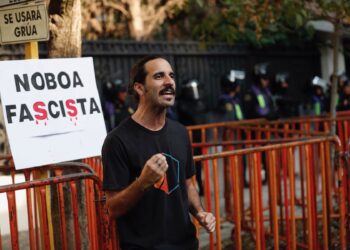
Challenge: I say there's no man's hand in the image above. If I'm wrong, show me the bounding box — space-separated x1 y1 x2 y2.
105 154 168 219
138 153 168 190
196 211 216 233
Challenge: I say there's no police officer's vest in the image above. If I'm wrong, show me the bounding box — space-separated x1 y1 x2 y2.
311 95 325 115
251 85 271 117
219 94 244 120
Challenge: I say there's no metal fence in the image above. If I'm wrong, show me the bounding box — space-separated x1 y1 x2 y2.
0 41 321 109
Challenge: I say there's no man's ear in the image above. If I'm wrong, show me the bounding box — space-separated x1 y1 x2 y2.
134 82 144 97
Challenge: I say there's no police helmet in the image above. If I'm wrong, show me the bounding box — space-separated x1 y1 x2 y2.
254 62 270 79
221 70 245 93
275 73 289 84
182 79 201 100
339 73 349 86
102 80 117 101
312 76 328 93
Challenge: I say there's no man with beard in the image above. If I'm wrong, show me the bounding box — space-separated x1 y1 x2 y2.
102 56 215 250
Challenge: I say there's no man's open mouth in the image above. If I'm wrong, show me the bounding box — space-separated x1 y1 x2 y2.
159 87 175 96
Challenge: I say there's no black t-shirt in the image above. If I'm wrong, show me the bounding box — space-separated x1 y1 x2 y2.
102 117 198 250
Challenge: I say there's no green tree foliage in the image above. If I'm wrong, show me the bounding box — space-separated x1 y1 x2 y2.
168 0 318 47
167 0 350 47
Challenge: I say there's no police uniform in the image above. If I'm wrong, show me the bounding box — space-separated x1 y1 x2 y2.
218 94 244 121
337 75 350 111
273 73 298 118
244 62 276 120
309 76 328 116
217 70 245 121
177 80 206 195
114 99 135 126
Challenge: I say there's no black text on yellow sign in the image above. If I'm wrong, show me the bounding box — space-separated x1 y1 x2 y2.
0 3 49 45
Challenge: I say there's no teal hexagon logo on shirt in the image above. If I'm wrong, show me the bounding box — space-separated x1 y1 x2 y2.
153 153 180 195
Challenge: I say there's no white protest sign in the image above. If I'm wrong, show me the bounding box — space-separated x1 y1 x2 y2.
0 57 107 169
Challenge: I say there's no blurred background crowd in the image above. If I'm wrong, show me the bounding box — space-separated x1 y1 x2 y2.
101 63 350 131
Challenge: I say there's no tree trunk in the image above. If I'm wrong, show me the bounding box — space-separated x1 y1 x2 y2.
330 22 341 135
47 1 88 249
48 0 82 57
128 0 144 41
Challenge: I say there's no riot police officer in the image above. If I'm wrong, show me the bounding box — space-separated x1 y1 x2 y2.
337 74 350 111
114 80 135 126
218 70 245 121
327 73 347 110
244 62 276 120
177 79 206 195
177 79 207 125
273 73 298 118
102 79 117 131
309 76 328 115
243 63 272 185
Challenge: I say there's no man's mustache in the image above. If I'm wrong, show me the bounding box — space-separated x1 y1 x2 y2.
159 86 176 95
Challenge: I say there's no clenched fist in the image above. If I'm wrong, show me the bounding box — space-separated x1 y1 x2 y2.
196 211 216 233
138 153 168 190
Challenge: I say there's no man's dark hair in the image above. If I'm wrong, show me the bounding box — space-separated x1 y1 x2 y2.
128 55 166 101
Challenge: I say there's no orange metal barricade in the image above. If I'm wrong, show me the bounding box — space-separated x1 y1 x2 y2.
193 136 347 250
0 161 108 250
82 157 121 250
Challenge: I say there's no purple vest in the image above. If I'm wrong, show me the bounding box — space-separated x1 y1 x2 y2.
251 85 272 117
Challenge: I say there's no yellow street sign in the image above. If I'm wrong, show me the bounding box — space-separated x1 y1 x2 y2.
0 0 32 8
0 3 49 45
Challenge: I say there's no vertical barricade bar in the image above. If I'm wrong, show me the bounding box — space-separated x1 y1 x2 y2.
287 147 296 250
7 191 19 250
248 154 255 232
337 121 345 152
85 179 93 249
338 157 347 249
319 142 330 250
33 183 40 250
192 175 200 237
282 148 290 249
309 143 318 249
276 149 284 236
39 187 51 249
305 144 315 249
212 158 222 250
85 178 98 250
70 181 82 250
231 156 242 250
324 140 334 216
344 120 349 151
24 171 36 250
268 150 279 250
202 147 214 250
257 152 265 250
299 145 307 243
223 129 233 220
252 153 262 250
56 181 68 250
54 169 68 250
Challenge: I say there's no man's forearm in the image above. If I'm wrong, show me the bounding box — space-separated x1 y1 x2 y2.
106 178 148 219
186 178 204 216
